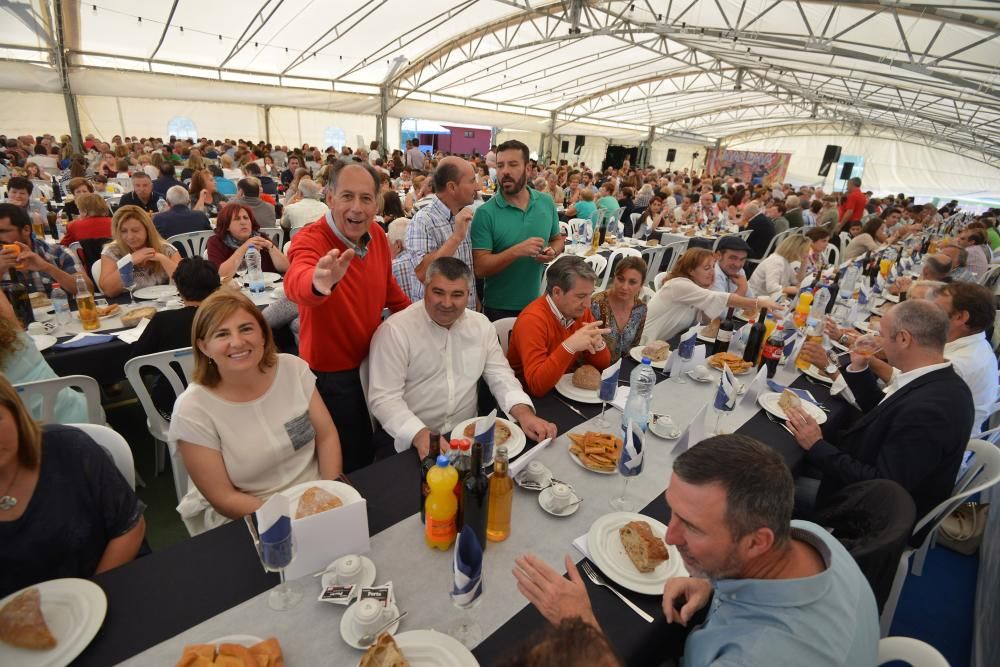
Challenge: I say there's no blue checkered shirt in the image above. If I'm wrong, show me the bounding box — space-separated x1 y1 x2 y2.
404 196 476 309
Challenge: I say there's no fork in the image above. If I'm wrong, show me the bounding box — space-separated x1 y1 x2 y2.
764 410 796 437
579 561 654 623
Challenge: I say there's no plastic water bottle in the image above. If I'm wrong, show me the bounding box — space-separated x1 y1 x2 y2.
245 245 266 293
621 359 656 453
842 262 861 295
810 285 831 319
55 212 67 240
50 283 71 327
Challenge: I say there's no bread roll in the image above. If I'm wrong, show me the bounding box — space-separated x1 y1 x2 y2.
641 340 670 362
121 306 157 328
777 389 801 413
295 486 343 519
619 521 669 573
571 364 601 390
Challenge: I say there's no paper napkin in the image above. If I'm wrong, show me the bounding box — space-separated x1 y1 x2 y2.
115 316 151 344
54 332 114 349
740 366 769 407
508 438 553 477
676 403 707 450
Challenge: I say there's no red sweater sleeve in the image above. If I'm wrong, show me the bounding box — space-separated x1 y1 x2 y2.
59 223 76 246
284 224 330 308
514 318 576 397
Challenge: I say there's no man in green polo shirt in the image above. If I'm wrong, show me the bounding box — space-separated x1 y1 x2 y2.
472 139 564 321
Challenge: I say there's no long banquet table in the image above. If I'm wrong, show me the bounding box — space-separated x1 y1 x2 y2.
74 354 854 667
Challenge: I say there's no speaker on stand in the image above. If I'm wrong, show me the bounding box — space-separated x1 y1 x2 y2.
666 148 676 170
818 144 842 194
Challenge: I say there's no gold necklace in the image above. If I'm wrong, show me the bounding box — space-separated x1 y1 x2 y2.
0 466 20 511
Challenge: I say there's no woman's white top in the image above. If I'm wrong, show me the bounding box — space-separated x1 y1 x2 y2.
748 254 797 301
642 277 730 344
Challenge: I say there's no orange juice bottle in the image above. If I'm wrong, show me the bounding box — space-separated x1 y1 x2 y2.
425 455 458 550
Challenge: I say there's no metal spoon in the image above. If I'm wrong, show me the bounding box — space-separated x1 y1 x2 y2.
358 611 408 648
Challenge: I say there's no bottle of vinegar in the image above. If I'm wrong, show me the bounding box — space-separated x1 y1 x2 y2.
487 445 513 542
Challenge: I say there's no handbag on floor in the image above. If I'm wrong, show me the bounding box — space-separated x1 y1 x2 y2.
938 502 989 555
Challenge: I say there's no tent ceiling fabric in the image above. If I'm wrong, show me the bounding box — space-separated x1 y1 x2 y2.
1 1 998 163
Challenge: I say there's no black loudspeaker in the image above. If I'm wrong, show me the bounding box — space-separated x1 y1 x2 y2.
840 162 855 180
818 144 842 176
560 140 569 154
574 135 585 155
666 148 677 162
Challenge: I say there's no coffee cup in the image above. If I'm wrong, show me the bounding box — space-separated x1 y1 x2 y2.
693 364 711 380
333 555 364 585
27 321 47 335
524 461 547 483
352 598 392 636
548 483 573 511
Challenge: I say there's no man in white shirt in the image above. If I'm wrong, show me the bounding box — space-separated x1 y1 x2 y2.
281 178 329 230
405 140 426 171
368 257 557 457
711 236 753 297
672 195 697 224
935 282 998 432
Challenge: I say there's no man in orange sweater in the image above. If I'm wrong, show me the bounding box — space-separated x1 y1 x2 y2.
285 160 411 471
508 256 612 397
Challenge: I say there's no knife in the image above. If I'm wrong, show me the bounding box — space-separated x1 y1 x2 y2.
555 396 587 419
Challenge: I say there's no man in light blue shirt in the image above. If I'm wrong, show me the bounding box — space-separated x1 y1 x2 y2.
513 435 879 667
712 235 753 298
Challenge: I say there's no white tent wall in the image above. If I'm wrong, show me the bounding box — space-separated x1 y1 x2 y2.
76 96 265 142
649 140 709 171
727 132 1000 199
267 107 377 151
2 91 69 137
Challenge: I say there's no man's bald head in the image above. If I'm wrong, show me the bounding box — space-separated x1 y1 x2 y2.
433 156 476 209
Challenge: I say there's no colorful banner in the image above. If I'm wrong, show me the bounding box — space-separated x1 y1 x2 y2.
706 149 791 186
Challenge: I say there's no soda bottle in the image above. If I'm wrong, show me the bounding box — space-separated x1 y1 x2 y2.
486 445 513 542
50 282 71 327
75 274 100 331
760 322 785 378
425 455 458 550
419 431 442 524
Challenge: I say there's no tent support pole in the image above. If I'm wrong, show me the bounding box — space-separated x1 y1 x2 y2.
545 110 557 164
377 84 389 154
637 125 654 168
263 105 271 144
53 0 82 152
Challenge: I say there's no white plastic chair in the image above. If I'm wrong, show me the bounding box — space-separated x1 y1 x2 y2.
629 212 642 238
258 226 283 248
978 263 1000 291
493 317 517 356
840 231 852 247
69 423 136 490
823 242 840 269
659 239 690 277
167 230 214 260
596 247 642 291
639 245 667 286
123 348 196 503
558 221 571 238
582 254 607 281
746 228 797 271
879 439 1000 636
14 375 104 425
877 637 949 666
653 272 670 291
90 260 103 295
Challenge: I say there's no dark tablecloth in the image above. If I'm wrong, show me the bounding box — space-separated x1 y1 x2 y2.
76 364 848 666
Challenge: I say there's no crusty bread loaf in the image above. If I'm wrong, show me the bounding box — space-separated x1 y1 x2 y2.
359 633 410 667
641 340 670 362
619 521 669 573
777 389 801 414
571 364 601 390
0 587 57 650
121 305 157 328
294 486 343 519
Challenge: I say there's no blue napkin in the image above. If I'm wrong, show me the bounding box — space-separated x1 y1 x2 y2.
259 515 292 569
713 364 737 412
452 526 484 603
54 334 115 349
766 380 820 406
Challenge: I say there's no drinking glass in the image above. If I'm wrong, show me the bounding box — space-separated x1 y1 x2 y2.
669 347 692 384
449 580 483 648
851 333 882 358
595 373 617 428
254 526 302 611
610 426 643 511
119 264 136 305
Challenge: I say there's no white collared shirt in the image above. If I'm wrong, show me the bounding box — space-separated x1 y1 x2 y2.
546 294 574 328
946 333 996 430
881 361 952 399
712 263 753 297
367 301 533 453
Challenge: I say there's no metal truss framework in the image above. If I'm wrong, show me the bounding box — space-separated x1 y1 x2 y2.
2 1 996 165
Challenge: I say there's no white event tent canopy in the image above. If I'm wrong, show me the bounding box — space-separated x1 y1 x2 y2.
1 1 999 199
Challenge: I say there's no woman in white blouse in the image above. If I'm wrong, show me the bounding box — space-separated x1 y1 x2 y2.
748 235 811 301
169 290 342 534
642 248 780 344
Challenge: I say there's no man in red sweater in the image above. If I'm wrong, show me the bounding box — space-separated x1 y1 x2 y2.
285 161 411 471
508 256 612 397
838 177 868 227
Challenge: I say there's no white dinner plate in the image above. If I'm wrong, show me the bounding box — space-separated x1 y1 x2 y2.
392 630 479 666
758 391 828 424
259 272 282 284
800 364 835 385
206 635 263 647
853 319 881 335
449 417 525 465
628 345 671 369
567 444 618 475
30 333 58 351
0 578 108 667
74 308 118 321
884 292 900 303
281 480 363 520
586 513 687 595
133 285 178 300
555 374 603 404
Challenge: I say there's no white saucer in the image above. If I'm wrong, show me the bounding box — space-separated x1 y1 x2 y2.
539 486 581 516
340 601 401 650
515 466 553 491
649 415 681 439
321 555 377 589
30 333 58 351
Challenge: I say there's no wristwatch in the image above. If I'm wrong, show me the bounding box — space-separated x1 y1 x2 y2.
839 334 850 345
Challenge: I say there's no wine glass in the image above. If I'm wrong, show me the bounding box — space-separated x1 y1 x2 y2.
253 523 302 611
669 345 692 384
610 420 643 511
119 263 136 306
595 371 618 428
449 578 483 648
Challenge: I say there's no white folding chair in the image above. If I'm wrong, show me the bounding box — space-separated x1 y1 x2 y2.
877 637 949 667
167 230 215 260
596 248 642 291
68 423 136 490
493 317 517 356
123 348 196 503
258 226 283 248
879 439 1000 635
14 375 104 425
659 239 690 277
